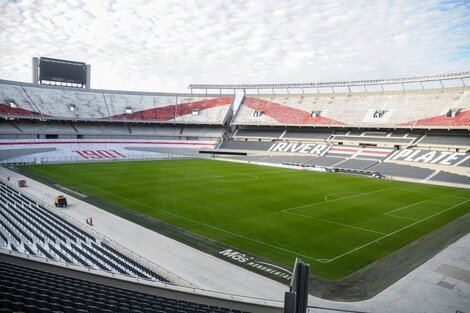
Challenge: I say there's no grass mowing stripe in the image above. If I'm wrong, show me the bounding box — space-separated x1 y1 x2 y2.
385 200 428 215
384 200 427 221
282 187 393 212
283 211 388 236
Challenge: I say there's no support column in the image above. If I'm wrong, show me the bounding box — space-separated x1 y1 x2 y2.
32 57 39 84
85 64 91 89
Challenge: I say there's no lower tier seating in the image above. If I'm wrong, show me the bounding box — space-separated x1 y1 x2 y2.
430 172 470 185
0 258 255 313
0 182 168 282
367 163 434 180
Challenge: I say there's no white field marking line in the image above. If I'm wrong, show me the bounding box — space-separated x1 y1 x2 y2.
81 183 326 263
284 211 388 236
324 199 470 263
324 192 357 201
384 200 428 221
393 188 468 200
282 188 394 213
385 214 419 222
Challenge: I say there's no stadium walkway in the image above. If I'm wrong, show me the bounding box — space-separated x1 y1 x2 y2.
1 166 468 312
306 232 470 312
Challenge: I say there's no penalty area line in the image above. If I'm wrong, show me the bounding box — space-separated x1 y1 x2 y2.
384 200 427 221
282 188 394 213
324 199 470 264
393 188 469 200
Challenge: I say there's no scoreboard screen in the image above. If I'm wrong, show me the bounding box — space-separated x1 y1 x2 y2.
39 57 87 85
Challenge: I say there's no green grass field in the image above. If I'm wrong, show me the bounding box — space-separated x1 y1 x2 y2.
21 159 470 280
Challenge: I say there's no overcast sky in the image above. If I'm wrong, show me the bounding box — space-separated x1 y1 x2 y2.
0 0 469 92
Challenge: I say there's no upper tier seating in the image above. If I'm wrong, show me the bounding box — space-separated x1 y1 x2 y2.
233 88 470 128
0 182 168 282
0 103 42 117
0 80 233 125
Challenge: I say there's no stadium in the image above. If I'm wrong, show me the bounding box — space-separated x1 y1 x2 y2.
1 1 470 312
0 56 469 313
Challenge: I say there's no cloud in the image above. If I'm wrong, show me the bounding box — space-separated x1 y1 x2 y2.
0 0 469 92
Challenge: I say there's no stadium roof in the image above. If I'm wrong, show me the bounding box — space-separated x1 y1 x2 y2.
189 71 470 90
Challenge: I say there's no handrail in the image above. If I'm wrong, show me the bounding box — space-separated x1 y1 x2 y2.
0 153 195 166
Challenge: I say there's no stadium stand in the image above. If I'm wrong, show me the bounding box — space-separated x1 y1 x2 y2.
0 103 41 117
459 157 470 167
325 146 394 159
430 172 470 185
234 129 284 138
417 134 470 147
0 148 57 160
0 182 168 282
232 88 470 128
2 78 468 187
217 155 268 162
366 163 434 180
403 108 470 127
387 149 469 166
333 159 378 170
0 256 278 313
218 141 273 151
256 155 315 164
0 80 234 125
216 136 470 188
303 156 345 167
330 134 415 145
283 130 332 140
0 119 224 141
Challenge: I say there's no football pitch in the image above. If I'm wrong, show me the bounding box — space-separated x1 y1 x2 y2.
20 159 470 280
